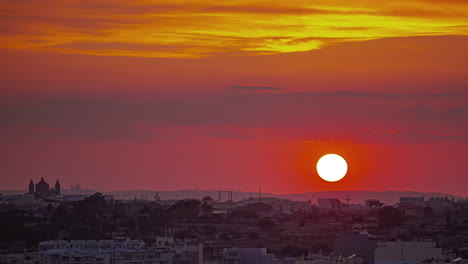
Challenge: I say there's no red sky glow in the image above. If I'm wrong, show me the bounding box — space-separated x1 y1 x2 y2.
1 0 468 196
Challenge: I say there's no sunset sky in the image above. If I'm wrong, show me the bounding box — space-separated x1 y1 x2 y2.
1 0 468 196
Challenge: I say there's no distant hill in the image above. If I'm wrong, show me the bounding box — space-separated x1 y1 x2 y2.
98 189 466 205
1 189 465 205
275 191 466 205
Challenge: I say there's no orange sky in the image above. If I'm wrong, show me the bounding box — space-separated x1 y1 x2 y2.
1 0 468 58
1 0 468 196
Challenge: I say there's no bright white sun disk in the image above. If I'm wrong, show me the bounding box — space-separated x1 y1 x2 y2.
316 154 348 182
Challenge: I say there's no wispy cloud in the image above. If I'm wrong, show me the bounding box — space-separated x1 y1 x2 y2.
1 0 467 57
227 85 285 91
299 91 460 99
360 128 468 143
1 90 467 143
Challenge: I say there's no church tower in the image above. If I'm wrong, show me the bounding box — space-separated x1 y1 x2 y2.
28 179 34 194
55 179 61 195
35 177 50 198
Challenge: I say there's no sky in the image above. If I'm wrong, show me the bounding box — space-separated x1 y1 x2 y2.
1 0 468 196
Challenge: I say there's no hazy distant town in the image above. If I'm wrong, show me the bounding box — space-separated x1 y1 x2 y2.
1 177 468 264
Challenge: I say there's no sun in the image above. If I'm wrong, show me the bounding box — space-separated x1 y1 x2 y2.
316 154 348 182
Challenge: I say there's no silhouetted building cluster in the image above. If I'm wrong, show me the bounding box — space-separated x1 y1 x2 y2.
2 191 468 264
28 177 60 198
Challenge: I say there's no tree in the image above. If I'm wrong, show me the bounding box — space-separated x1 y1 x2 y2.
201 225 216 237
201 203 213 213
311 243 332 254
424 206 433 217
169 199 201 220
299 219 306 227
83 193 107 209
137 215 151 231
378 206 403 228
248 232 259 240
281 245 308 257
202 196 213 203
257 218 276 230
246 203 273 212
0 209 29 241
149 208 168 227
219 232 230 241
52 205 72 230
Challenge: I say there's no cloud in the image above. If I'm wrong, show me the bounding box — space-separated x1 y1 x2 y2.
1 90 468 143
137 125 266 141
299 91 460 100
50 41 194 52
1 0 468 58
360 128 468 143
227 85 284 91
199 4 364 15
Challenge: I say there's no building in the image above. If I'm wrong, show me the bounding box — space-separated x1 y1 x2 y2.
333 234 378 264
374 241 444 264
365 200 383 209
49 195 114 202
318 199 343 209
329 255 365 264
396 203 425 218
222 248 274 264
120 249 172 264
241 197 311 214
426 197 452 216
158 237 203 264
28 178 61 198
40 252 110 264
0 252 39 264
293 254 329 264
38 237 202 264
38 239 164 264
399 197 425 207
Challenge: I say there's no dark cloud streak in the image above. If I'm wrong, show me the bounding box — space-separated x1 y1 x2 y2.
298 90 460 99
1 90 467 143
228 85 285 91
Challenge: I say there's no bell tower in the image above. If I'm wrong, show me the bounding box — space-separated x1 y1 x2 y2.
28 179 34 194
55 179 61 195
